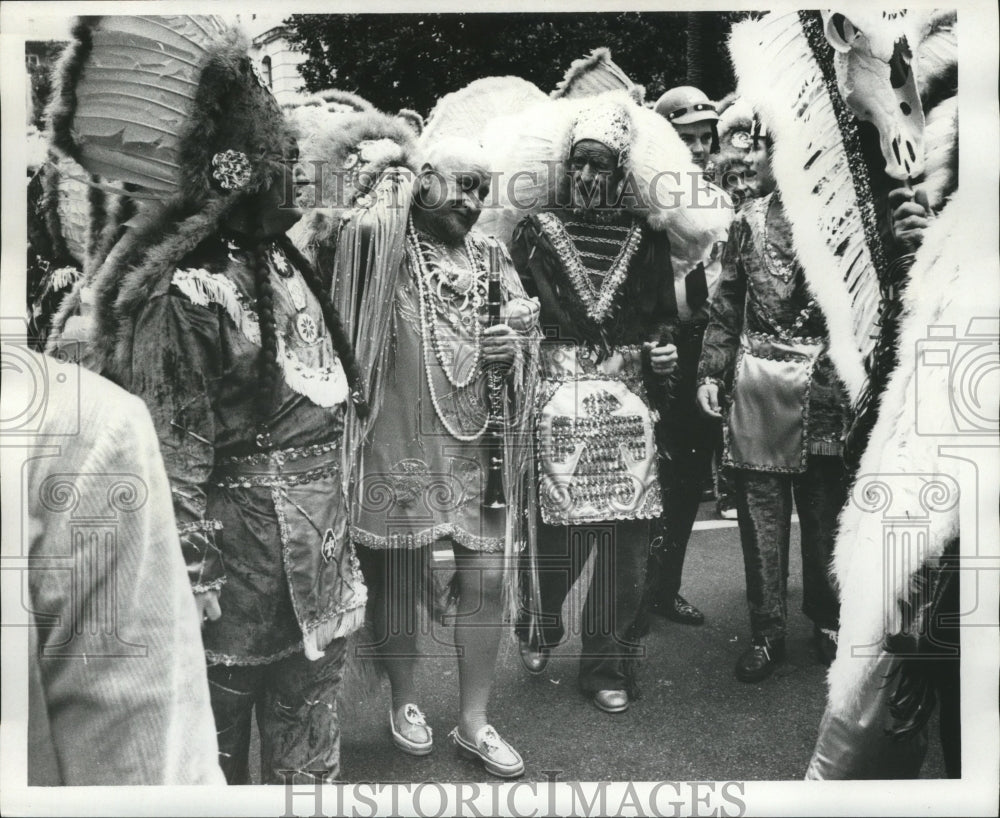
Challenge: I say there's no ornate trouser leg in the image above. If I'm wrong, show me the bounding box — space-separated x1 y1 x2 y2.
258 640 347 785
733 469 793 641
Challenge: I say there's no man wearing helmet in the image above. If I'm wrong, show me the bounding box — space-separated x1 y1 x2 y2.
654 85 720 173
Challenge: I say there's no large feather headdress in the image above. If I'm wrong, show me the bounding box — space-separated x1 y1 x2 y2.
44 15 296 375
480 90 731 264
728 9 957 402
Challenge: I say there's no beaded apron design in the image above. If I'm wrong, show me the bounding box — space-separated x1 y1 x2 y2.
536 343 662 525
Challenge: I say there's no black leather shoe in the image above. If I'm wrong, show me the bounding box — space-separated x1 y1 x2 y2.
664 594 705 625
518 638 550 675
735 637 786 683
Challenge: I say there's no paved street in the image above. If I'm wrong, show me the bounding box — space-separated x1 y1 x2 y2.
252 503 945 782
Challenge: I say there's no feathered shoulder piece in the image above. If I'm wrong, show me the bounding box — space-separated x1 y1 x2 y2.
551 48 645 105
728 10 882 400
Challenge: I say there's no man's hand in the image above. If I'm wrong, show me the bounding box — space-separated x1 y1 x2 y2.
696 382 723 419
502 297 540 333
889 186 932 254
194 589 221 627
647 342 678 376
481 323 518 370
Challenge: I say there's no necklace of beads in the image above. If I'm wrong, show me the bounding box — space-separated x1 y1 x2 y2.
536 211 642 324
758 193 798 284
406 220 490 442
755 194 820 338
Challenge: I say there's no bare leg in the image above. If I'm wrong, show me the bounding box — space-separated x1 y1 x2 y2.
451 543 506 740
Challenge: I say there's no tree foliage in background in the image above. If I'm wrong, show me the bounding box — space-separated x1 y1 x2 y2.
285 12 745 117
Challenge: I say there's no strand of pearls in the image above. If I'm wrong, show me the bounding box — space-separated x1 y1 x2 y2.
407 221 489 442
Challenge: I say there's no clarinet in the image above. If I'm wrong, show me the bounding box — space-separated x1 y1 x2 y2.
482 245 507 509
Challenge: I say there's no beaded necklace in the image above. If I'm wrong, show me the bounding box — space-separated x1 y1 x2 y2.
406 220 490 442
755 194 819 337
536 211 642 324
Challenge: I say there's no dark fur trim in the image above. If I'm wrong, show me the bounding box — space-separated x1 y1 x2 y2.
45 284 84 354
40 157 72 264
176 38 295 209
85 176 107 266
45 17 100 163
920 61 958 120
98 197 237 378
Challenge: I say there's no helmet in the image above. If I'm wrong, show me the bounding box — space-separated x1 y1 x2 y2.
653 86 719 125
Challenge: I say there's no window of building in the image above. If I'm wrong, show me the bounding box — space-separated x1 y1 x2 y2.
261 56 273 89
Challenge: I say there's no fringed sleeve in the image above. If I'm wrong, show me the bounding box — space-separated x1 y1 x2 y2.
128 290 225 593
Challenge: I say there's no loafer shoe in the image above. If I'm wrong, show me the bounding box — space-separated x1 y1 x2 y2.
735 637 786 683
451 725 524 778
664 594 705 625
518 638 550 675
390 703 433 756
593 689 629 714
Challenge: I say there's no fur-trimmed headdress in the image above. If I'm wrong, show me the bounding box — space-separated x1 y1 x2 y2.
288 103 422 272
552 47 645 105
45 15 298 377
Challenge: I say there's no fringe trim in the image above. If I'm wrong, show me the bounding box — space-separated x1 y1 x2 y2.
350 524 506 553
170 267 349 408
302 603 367 661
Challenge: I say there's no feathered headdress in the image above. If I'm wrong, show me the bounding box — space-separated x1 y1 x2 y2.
551 47 645 105
730 9 968 723
288 103 421 277
480 90 731 264
44 15 296 377
728 9 958 402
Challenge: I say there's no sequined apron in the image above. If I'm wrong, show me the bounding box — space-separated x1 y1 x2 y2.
536 343 662 525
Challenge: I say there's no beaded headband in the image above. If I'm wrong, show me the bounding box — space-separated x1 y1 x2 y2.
570 102 633 162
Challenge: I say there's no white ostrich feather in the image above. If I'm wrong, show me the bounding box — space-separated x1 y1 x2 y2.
729 10 875 399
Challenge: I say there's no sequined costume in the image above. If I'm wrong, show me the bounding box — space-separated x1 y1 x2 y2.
697 191 848 645
129 237 366 664
511 207 677 695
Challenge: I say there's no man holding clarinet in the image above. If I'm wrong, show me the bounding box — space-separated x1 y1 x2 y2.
336 136 540 778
